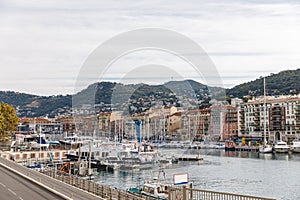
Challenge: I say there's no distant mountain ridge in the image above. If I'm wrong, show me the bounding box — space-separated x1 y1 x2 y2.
0 91 72 117
1 68 299 117
226 69 300 97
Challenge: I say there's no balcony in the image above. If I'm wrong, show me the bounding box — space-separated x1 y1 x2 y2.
254 118 260 122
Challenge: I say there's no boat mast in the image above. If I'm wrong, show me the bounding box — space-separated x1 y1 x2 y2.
263 77 267 145
88 140 92 178
39 124 42 161
188 115 191 143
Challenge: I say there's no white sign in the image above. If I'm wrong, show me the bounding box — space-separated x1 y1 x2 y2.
173 173 188 185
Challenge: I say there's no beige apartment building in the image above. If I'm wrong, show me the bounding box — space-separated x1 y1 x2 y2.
238 96 300 142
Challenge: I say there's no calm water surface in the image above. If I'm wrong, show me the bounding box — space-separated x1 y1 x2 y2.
94 149 300 200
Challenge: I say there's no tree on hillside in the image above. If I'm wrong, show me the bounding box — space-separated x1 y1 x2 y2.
0 102 18 142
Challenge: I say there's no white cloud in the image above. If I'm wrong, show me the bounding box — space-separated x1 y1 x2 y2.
0 0 300 95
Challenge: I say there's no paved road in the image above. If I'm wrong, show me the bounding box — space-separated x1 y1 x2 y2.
0 165 65 200
0 157 103 200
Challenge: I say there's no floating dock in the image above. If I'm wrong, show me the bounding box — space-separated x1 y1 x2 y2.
235 146 259 152
178 155 204 161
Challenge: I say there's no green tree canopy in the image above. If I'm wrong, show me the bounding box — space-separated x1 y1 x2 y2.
0 102 18 142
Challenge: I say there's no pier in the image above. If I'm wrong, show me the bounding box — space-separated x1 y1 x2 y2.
234 146 259 152
178 154 204 161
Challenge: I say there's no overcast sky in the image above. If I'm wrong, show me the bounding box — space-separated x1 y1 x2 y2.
1 0 300 96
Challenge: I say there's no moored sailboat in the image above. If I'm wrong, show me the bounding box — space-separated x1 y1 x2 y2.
259 78 272 154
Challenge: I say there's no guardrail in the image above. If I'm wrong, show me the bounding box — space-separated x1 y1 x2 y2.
169 186 276 200
41 169 276 200
42 169 154 200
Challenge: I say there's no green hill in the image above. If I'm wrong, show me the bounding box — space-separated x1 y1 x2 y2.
0 91 72 117
226 69 300 97
1 68 299 117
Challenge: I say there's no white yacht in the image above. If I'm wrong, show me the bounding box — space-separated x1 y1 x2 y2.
29 136 49 150
66 141 159 171
259 144 273 153
291 139 300 153
59 133 93 147
273 141 290 153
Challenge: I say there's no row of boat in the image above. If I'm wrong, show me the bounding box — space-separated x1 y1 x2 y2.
58 132 300 155
260 140 300 154
224 140 300 153
64 140 179 171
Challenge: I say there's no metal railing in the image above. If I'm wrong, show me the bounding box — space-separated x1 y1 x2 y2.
41 168 276 200
169 186 276 200
42 169 154 200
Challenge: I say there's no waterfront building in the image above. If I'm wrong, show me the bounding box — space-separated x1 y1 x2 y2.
15 117 63 145
186 110 202 141
238 95 300 142
112 112 125 140
56 116 76 133
177 106 238 142
97 112 111 134
198 108 211 140
148 115 164 141
209 105 238 141
18 117 63 135
183 109 210 141
222 106 238 141
147 106 178 140
166 111 182 139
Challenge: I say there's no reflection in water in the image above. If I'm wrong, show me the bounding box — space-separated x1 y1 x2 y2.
289 153 300 161
95 149 300 200
274 153 289 161
258 153 273 160
203 149 300 162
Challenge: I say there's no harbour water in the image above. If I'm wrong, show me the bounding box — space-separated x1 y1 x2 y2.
94 149 300 200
